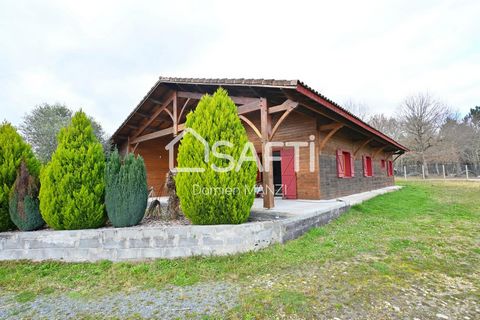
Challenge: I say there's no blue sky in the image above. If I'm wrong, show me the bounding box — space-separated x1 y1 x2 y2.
1 0 479 134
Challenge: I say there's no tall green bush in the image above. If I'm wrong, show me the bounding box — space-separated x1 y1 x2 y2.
175 88 257 225
105 149 148 227
9 160 44 231
0 122 40 231
39 111 106 230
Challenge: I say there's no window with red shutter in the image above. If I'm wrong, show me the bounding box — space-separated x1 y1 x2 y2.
337 150 354 178
336 149 345 178
381 159 386 170
387 160 394 176
349 152 355 177
363 155 373 177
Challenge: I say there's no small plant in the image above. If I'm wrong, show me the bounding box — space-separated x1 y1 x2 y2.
9 160 44 231
39 111 106 230
105 149 148 227
175 88 257 225
0 122 40 231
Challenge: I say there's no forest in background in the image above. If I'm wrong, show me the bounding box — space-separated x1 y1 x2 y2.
345 94 480 178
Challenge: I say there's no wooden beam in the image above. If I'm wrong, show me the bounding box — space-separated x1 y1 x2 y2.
260 98 274 209
172 91 178 135
178 98 191 122
269 102 298 140
164 108 174 122
373 146 387 159
137 112 150 118
130 127 174 144
319 124 344 151
393 153 403 162
239 115 262 139
133 92 176 138
237 100 261 115
177 91 259 105
319 122 343 131
268 99 298 114
149 98 164 105
353 138 373 158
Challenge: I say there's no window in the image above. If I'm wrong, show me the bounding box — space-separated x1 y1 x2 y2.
336 149 354 178
387 160 394 176
363 155 373 177
380 159 386 170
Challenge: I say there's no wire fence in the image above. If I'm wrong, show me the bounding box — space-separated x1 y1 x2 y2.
395 163 480 180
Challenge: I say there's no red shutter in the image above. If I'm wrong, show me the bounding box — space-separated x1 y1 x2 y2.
350 152 355 177
362 155 368 177
336 149 345 178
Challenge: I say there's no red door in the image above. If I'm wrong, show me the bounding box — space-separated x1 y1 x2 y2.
281 148 297 199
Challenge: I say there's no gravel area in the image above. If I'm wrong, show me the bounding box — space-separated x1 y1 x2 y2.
0 282 239 319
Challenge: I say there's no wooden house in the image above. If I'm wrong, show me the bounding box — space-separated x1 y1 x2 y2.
111 77 408 209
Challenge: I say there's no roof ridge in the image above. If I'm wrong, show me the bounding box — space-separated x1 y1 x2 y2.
158 76 299 87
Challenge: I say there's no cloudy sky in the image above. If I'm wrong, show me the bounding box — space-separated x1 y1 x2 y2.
1 0 478 134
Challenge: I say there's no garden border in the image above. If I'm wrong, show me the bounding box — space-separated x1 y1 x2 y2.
0 186 400 262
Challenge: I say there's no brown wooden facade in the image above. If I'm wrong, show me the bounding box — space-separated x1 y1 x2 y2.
112 77 408 209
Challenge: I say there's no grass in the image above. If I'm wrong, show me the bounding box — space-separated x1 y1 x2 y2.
0 181 479 318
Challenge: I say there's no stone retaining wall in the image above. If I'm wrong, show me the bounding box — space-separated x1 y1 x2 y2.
0 187 400 262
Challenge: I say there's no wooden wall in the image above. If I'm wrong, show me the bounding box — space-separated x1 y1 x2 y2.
243 111 320 199
121 108 395 200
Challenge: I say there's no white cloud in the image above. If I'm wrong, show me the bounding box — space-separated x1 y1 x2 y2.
0 0 478 134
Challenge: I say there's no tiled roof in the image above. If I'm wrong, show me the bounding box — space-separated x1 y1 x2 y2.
157 77 299 87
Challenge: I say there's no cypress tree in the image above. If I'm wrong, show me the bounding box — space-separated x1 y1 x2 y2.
39 111 106 230
0 122 40 231
175 88 257 224
9 160 44 231
105 149 148 227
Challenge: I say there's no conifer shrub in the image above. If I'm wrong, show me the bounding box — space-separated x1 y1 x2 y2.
105 149 148 227
39 111 106 230
0 122 40 231
175 88 257 225
9 160 44 231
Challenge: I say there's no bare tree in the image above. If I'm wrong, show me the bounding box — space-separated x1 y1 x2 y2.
343 99 370 121
368 114 402 140
397 93 450 176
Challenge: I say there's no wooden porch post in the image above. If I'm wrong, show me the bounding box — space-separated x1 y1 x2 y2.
172 91 178 136
260 98 274 209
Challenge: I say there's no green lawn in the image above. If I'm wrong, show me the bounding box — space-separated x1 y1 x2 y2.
0 181 479 319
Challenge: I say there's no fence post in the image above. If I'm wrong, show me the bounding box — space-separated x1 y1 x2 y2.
466 165 469 180
404 166 407 180
442 164 446 179
422 165 425 179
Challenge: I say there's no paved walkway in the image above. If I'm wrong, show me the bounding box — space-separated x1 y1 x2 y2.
251 186 401 216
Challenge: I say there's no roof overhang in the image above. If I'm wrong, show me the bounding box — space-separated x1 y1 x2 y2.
111 77 409 153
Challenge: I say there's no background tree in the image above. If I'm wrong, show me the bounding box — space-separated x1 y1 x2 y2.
397 93 450 176
343 99 370 121
368 114 403 140
20 103 110 163
0 122 40 231
39 111 106 230
175 88 257 225
105 149 148 227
